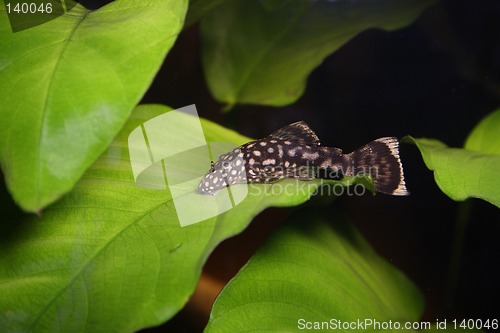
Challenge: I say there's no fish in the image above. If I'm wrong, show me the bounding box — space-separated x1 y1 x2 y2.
198 121 408 196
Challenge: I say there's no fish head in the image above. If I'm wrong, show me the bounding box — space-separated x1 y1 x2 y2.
197 148 247 194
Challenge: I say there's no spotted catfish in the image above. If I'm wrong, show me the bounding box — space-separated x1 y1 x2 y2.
198 121 408 196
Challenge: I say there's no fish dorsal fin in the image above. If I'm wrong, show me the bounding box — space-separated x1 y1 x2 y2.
269 121 321 146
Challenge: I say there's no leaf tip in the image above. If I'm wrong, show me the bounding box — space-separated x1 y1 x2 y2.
401 135 416 145
221 103 236 112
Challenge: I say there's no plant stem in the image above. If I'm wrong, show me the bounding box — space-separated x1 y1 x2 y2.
441 199 472 317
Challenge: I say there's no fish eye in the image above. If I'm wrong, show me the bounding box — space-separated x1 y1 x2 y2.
222 161 230 170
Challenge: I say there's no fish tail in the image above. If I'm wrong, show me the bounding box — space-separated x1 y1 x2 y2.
347 137 409 196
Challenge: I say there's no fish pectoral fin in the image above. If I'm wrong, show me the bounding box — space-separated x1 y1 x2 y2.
263 177 283 183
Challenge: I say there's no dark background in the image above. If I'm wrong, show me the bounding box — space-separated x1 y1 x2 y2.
140 0 500 331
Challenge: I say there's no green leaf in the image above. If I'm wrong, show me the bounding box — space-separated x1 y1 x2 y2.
0 0 188 212
201 0 436 107
404 110 500 208
465 109 500 155
0 104 368 333
405 137 500 208
206 209 424 332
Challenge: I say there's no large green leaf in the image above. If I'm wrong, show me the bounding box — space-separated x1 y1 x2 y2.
404 110 500 208
0 0 187 212
0 104 368 333
205 209 424 332
201 0 436 107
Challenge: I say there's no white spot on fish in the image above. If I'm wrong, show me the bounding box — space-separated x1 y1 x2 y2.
284 161 290 167
302 151 319 160
284 141 292 145
231 170 237 175
253 150 261 156
278 145 283 158
259 141 267 146
263 159 276 166
267 147 274 153
213 177 219 183
320 159 331 168
249 158 255 165
204 182 209 187
288 149 296 157
236 159 242 166
270 140 277 143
